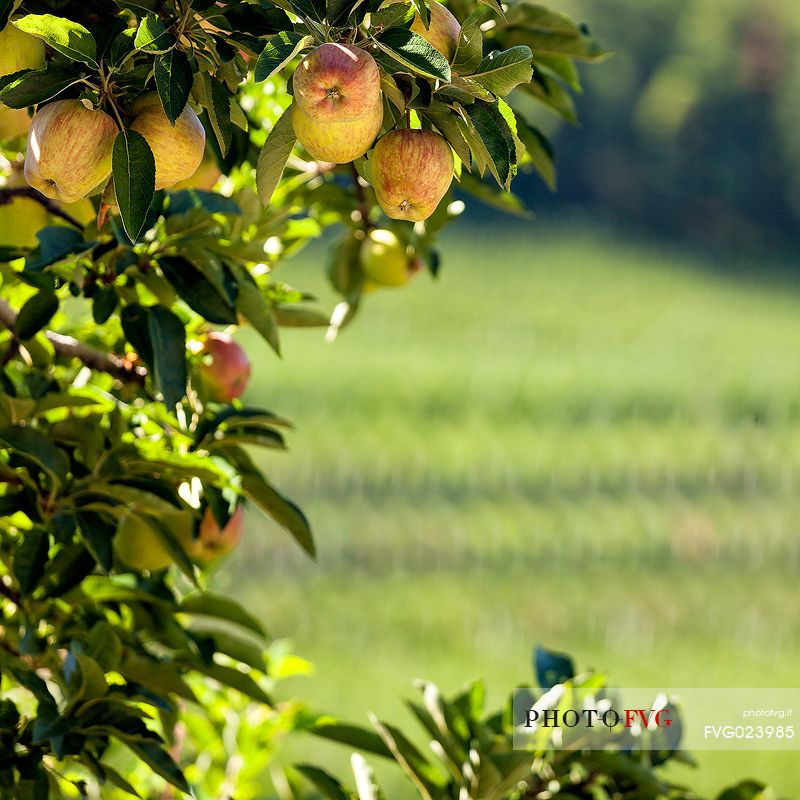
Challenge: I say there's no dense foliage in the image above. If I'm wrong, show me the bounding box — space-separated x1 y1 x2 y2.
0 0 780 797
538 0 800 252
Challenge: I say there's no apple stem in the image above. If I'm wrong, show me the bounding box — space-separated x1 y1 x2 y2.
0 187 84 230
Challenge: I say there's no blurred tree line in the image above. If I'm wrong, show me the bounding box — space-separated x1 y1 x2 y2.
514 0 800 254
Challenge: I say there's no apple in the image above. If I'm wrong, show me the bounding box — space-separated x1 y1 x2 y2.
197 332 251 403
172 151 222 191
293 44 381 120
114 512 174 572
24 100 118 203
0 196 47 248
187 505 244 563
359 228 417 287
291 43 384 163
59 198 96 226
411 1 461 62
0 22 45 142
0 22 45 77
0 107 31 141
292 97 383 163
129 94 206 190
383 0 461 62
370 129 454 221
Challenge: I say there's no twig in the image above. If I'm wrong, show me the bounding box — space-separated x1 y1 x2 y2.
0 187 84 230
350 163 372 230
0 298 146 384
0 580 21 606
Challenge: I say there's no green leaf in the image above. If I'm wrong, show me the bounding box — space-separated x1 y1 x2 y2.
534 644 575 688
0 425 69 486
75 510 114 571
229 262 280 354
422 104 472 168
463 100 515 188
147 306 187 407
376 29 451 82
273 305 330 328
179 592 267 637
13 528 49 596
0 64 80 108
503 5 609 62
255 31 313 83
198 74 233 157
99 763 141 798
14 14 97 66
296 765 350 800
477 0 504 18
157 255 237 324
522 70 577 123
120 303 153 368
92 286 118 324
516 117 555 189
472 46 533 97
191 660 272 703
0 0 15 30
123 741 189 794
452 10 484 75
369 714 448 799
15 291 58 340
241 472 315 557
112 130 156 243
155 49 193 125
256 105 296 206
25 226 92 273
134 13 174 54
310 721 392 758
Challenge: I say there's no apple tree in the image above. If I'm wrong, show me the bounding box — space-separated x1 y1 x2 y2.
4 0 763 797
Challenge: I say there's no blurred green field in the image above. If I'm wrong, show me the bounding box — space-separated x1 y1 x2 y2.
219 221 800 798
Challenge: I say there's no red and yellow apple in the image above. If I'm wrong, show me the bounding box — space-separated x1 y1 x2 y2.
411 1 461 62
186 505 244 563
291 43 383 163
384 0 461 62
370 129 454 221
24 100 118 203
197 332 251 403
130 94 206 190
291 98 383 164
360 228 417 287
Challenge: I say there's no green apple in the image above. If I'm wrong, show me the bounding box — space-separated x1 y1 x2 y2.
187 505 244 563
130 94 206 190
0 22 44 76
172 151 222 191
0 107 31 141
360 228 415 287
291 43 384 163
0 196 47 248
24 100 118 203
114 512 174 572
370 129 454 221
197 332 251 403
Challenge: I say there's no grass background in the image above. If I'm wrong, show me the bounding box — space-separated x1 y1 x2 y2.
218 220 800 798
